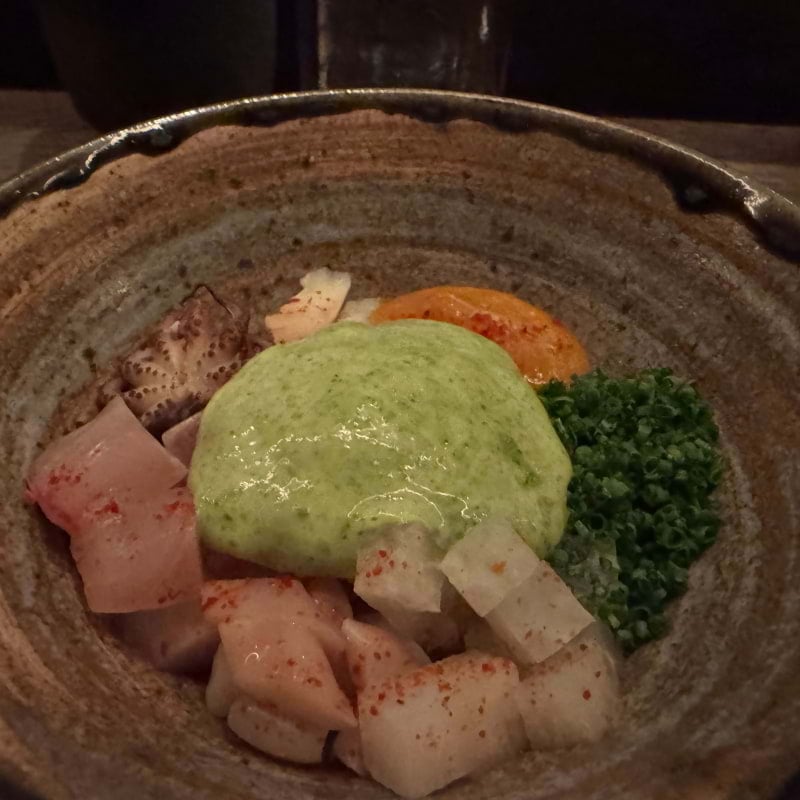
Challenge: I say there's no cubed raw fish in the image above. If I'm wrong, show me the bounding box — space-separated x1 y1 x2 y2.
265 268 351 344
441 518 540 616
202 577 346 662
162 411 202 467
359 652 526 798
354 609 456 661
201 579 355 730
304 578 354 698
485 561 593 664
224 619 354 729
378 607 461 656
338 297 380 324
206 646 237 718
70 485 203 613
333 728 367 775
118 598 218 673
463 618 516 661
440 582 480 635
25 396 186 535
342 619 429 693
333 619 430 776
353 609 394 631
227 696 328 764
354 523 457 654
514 623 620 748
354 523 445 616
305 577 353 625
354 523 456 655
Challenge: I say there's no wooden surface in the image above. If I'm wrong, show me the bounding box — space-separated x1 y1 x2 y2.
1 89 799 202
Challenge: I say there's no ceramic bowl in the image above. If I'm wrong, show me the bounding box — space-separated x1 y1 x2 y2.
0 90 798 800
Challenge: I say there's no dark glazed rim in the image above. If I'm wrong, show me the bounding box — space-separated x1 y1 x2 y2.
1 88 799 262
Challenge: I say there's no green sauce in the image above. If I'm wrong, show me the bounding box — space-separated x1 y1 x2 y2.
190 320 571 577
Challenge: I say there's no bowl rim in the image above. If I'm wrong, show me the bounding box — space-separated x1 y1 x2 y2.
1 88 799 262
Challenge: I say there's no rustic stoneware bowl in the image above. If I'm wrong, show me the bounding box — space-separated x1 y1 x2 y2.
0 91 798 800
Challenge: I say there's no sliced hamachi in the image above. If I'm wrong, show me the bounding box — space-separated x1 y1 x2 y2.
118 598 218 673
70 485 203 613
206 646 238 718
201 579 355 730
338 297 381 324
25 396 186 535
162 411 202 467
514 623 621 748
202 577 346 663
200 576 343 646
264 268 351 344
440 518 540 616
358 652 526 798
223 619 353 730
207 641 331 764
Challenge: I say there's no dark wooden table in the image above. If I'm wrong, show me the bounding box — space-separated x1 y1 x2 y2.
2 89 799 204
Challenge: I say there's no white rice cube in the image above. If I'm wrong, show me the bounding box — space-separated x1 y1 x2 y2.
354 523 445 615
485 561 593 664
440 518 540 616
359 652 526 798
334 619 430 776
515 623 620 748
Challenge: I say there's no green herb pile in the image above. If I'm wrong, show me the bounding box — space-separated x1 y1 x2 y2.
539 369 724 651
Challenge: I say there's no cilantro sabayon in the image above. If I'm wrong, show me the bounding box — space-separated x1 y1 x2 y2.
539 369 724 651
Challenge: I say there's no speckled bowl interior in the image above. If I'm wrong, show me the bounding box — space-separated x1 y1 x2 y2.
0 92 798 800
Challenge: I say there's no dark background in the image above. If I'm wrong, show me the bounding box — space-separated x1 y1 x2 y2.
1 0 799 122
